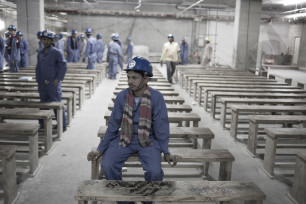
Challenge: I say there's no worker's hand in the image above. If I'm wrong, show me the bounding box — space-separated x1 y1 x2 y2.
53 79 59 86
82 58 86 63
163 154 183 167
87 150 103 161
21 52 24 56
10 60 14 65
160 61 163 67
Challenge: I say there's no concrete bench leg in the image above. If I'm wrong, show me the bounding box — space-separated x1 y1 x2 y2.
262 136 277 177
44 117 53 153
288 153 306 204
57 108 63 138
247 121 259 157
2 151 18 204
230 110 238 139
219 161 232 181
29 131 39 175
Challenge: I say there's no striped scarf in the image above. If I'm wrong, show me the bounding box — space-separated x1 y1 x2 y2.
120 87 153 147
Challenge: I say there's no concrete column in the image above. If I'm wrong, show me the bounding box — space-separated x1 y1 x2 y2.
232 0 262 70
17 0 44 66
298 24 306 67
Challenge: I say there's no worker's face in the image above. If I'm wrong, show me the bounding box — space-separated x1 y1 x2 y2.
127 71 148 92
168 37 173 42
41 37 53 48
9 29 15 35
72 33 76 38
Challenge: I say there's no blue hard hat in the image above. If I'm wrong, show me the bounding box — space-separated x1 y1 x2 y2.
168 33 174 38
41 30 54 39
37 31 42 36
54 34 60 38
71 30 77 34
124 56 153 77
113 35 119 40
85 28 92 33
8 25 16 31
80 34 85 38
182 37 186 41
16 31 23 36
127 36 132 41
59 33 64 38
96 33 102 38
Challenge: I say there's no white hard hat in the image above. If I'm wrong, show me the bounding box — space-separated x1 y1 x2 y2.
205 37 210 41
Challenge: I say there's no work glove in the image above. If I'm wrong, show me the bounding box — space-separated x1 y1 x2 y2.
87 150 103 161
163 154 183 167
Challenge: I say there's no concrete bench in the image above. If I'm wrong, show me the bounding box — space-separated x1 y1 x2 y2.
229 105 306 139
219 98 306 128
261 128 306 178
288 151 306 204
0 101 65 138
113 89 179 96
297 81 306 89
104 111 201 127
268 73 292 85
111 95 185 105
0 145 18 204
0 77 85 108
210 92 306 119
98 126 214 149
91 148 234 181
247 115 306 157
75 180 265 204
201 87 306 109
116 86 175 91
0 123 40 175
108 103 192 113
0 108 54 153
0 91 73 126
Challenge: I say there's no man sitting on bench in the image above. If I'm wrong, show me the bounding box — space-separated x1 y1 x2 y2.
87 57 182 204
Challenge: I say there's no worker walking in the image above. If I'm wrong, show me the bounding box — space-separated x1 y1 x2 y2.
82 28 97 69
66 30 79 63
201 37 213 66
160 33 180 84
96 33 105 63
106 35 123 79
180 37 189 65
17 31 29 68
125 36 134 64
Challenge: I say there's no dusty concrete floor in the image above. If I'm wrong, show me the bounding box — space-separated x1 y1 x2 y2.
2 65 305 204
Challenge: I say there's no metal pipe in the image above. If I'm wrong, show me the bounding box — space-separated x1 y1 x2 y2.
178 0 205 14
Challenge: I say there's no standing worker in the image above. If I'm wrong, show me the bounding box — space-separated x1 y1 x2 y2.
82 28 97 70
180 37 189 65
201 37 212 66
17 31 29 68
125 36 134 64
6 25 20 72
96 33 105 63
160 33 180 84
87 56 182 204
66 30 79 63
77 34 86 62
106 34 123 80
36 30 68 132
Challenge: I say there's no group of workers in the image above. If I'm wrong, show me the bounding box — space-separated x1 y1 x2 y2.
0 24 29 72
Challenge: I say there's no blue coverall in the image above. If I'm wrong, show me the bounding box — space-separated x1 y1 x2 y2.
180 42 189 65
107 41 123 79
83 36 97 69
36 46 68 129
66 36 79 63
117 40 123 70
97 87 170 204
0 36 4 70
4 37 9 67
8 35 20 72
19 38 29 68
125 41 134 64
96 39 105 63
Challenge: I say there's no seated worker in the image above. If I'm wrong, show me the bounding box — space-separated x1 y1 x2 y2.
88 56 182 204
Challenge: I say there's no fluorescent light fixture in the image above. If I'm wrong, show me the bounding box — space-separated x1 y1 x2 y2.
281 0 306 6
283 12 306 19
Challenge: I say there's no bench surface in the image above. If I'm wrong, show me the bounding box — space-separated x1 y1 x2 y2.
0 123 40 135
75 180 266 202
264 128 306 139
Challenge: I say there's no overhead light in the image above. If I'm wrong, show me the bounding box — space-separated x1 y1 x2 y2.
281 0 306 6
134 0 142 12
59 12 67 15
0 19 4 31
